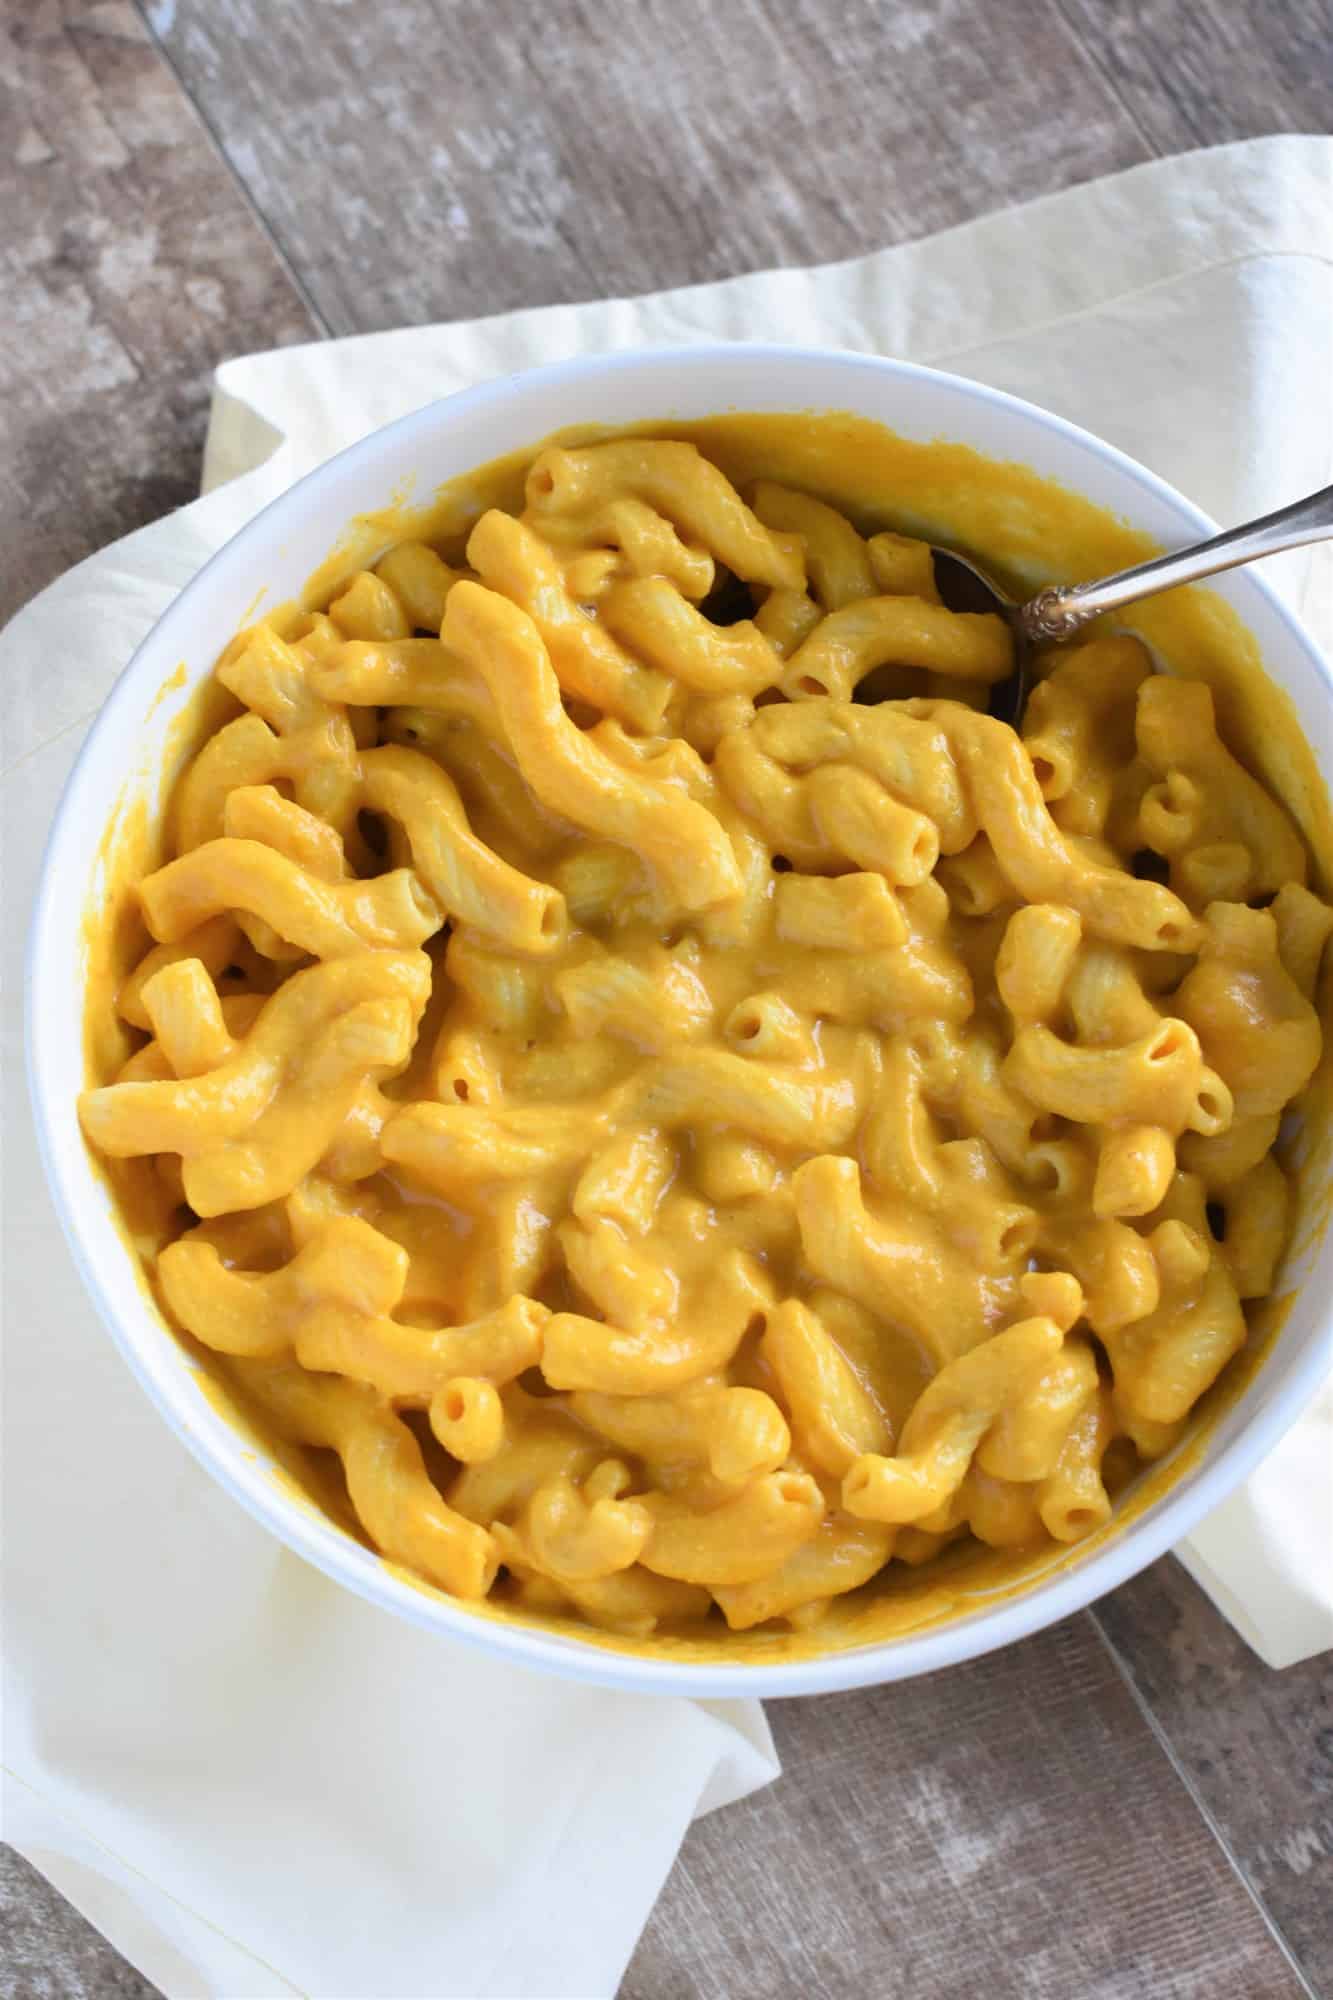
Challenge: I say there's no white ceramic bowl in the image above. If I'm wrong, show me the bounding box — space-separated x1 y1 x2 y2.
28 345 1333 1696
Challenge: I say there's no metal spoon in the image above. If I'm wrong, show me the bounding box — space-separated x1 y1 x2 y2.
925 484 1333 728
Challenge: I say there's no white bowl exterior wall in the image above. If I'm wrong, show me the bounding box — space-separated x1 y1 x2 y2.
28 346 1333 1696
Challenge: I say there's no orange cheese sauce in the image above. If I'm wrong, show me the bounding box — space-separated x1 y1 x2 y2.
81 411 1331 1665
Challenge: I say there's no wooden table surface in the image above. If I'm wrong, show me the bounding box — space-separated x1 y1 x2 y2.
3 3 1330 1996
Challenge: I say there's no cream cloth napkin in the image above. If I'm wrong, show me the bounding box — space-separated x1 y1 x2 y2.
4 135 1331 2000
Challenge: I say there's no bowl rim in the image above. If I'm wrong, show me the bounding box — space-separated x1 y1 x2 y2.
27 340 1333 1698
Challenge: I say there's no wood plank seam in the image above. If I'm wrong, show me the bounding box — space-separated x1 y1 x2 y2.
1048 0 1168 159
1088 1605 1322 2000
130 0 336 340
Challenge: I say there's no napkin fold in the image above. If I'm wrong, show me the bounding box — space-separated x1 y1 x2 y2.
4 134 1332 2000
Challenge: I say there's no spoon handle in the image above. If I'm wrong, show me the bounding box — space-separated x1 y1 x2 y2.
1019 484 1333 642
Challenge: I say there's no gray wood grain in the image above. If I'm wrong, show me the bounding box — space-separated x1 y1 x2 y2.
1093 1559 1333 1994
624 1613 1311 2000
0 0 317 627
1057 0 1333 151
140 0 1150 335
0 1847 156 2000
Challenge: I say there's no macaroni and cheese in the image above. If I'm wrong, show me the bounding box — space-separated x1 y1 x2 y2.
80 425 1331 1646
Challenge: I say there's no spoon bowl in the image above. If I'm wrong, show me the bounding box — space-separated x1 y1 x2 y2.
920 481 1333 729
928 547 1031 727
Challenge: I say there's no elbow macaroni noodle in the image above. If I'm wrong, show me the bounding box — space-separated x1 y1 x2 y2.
80 429 1330 1644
